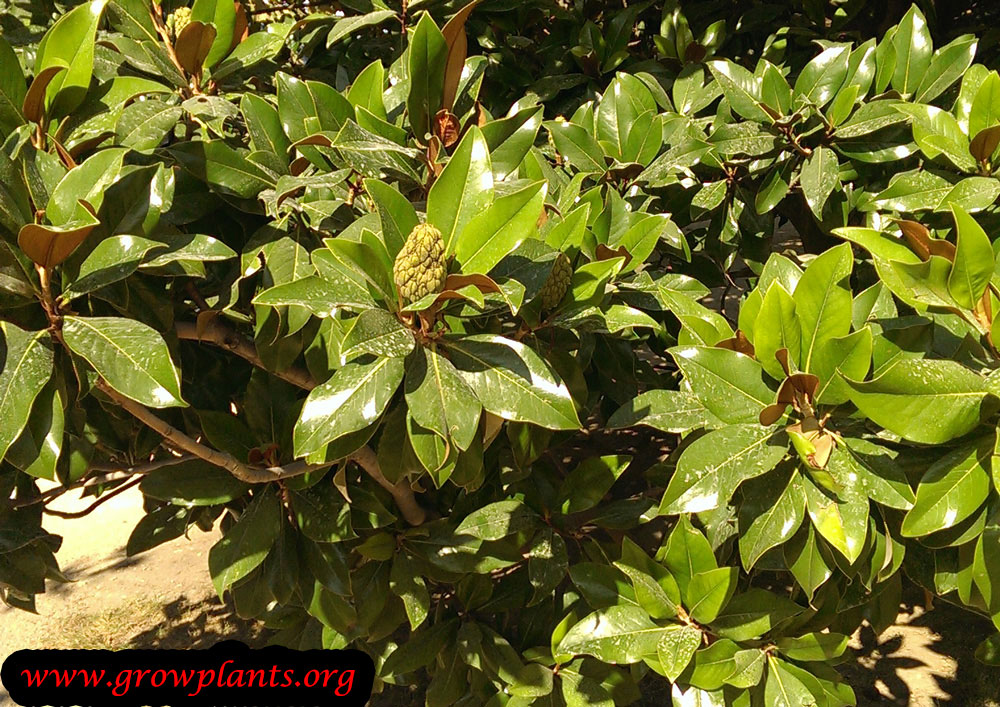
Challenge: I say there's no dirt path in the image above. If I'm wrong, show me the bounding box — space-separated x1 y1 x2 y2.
0 485 258 706
2 487 997 707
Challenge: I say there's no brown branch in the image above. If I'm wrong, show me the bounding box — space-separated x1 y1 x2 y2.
96 380 327 484
43 478 144 519
174 318 425 525
175 320 318 390
10 455 196 510
349 445 426 525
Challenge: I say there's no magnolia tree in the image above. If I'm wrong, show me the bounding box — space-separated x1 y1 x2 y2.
2 0 1000 704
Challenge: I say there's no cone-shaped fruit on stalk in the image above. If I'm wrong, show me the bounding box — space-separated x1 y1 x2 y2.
539 253 572 311
167 6 192 39
393 223 447 304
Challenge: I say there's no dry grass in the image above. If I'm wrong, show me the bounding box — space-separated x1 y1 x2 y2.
44 595 265 652
53 598 166 651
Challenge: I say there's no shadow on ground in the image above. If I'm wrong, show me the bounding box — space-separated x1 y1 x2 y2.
841 583 999 706
119 595 265 652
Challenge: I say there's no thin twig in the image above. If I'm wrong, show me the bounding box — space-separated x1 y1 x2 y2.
43 478 144 519
9 456 195 510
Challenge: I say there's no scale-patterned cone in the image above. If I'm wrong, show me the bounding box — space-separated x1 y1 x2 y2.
167 6 192 39
539 253 572 310
393 224 447 304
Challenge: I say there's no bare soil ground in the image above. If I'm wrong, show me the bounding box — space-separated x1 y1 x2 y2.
1 486 997 707
0 485 260 706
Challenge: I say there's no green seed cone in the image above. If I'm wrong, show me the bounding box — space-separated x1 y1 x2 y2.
393 223 447 304
168 6 192 39
539 252 572 310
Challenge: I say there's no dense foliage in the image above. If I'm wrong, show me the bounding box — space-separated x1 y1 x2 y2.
3 0 1000 704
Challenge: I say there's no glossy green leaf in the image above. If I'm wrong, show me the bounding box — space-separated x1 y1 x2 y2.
365 179 417 257
794 45 849 108
784 522 832 600
765 656 817 707
172 140 275 199
34 0 108 118
456 499 537 541
902 440 991 537
341 309 415 360
948 204 994 310
874 171 1000 213
776 632 848 661
845 359 990 444
969 71 1000 140
62 316 185 408
6 379 64 481
0 36 25 134
253 273 376 315
608 390 715 434
739 471 806 570
799 146 839 219
327 10 396 49
711 588 804 642
140 458 249 506
686 566 737 624
62 235 164 300
390 552 430 630
453 181 545 275
559 455 631 515
428 126 493 254
662 515 717 598
46 148 127 226
891 5 933 96
660 425 787 515
115 100 182 150
707 60 769 122
294 356 404 457
794 243 853 373
445 334 580 430
545 120 607 173
802 471 870 563
290 482 353 542
405 345 481 451
407 13 447 140
656 624 702 682
557 605 670 664
0 324 54 462
916 35 977 103
669 346 773 424
839 438 915 510
754 283 800 381
190 0 237 69
208 489 282 596
812 327 873 405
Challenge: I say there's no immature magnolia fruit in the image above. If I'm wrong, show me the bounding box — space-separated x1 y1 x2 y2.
539 253 572 310
167 6 192 39
393 223 447 303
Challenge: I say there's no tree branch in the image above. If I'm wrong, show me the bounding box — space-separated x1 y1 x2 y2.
10 455 197 510
175 320 318 390
173 319 426 525
349 445 426 525
43 478 144 519
96 380 327 484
